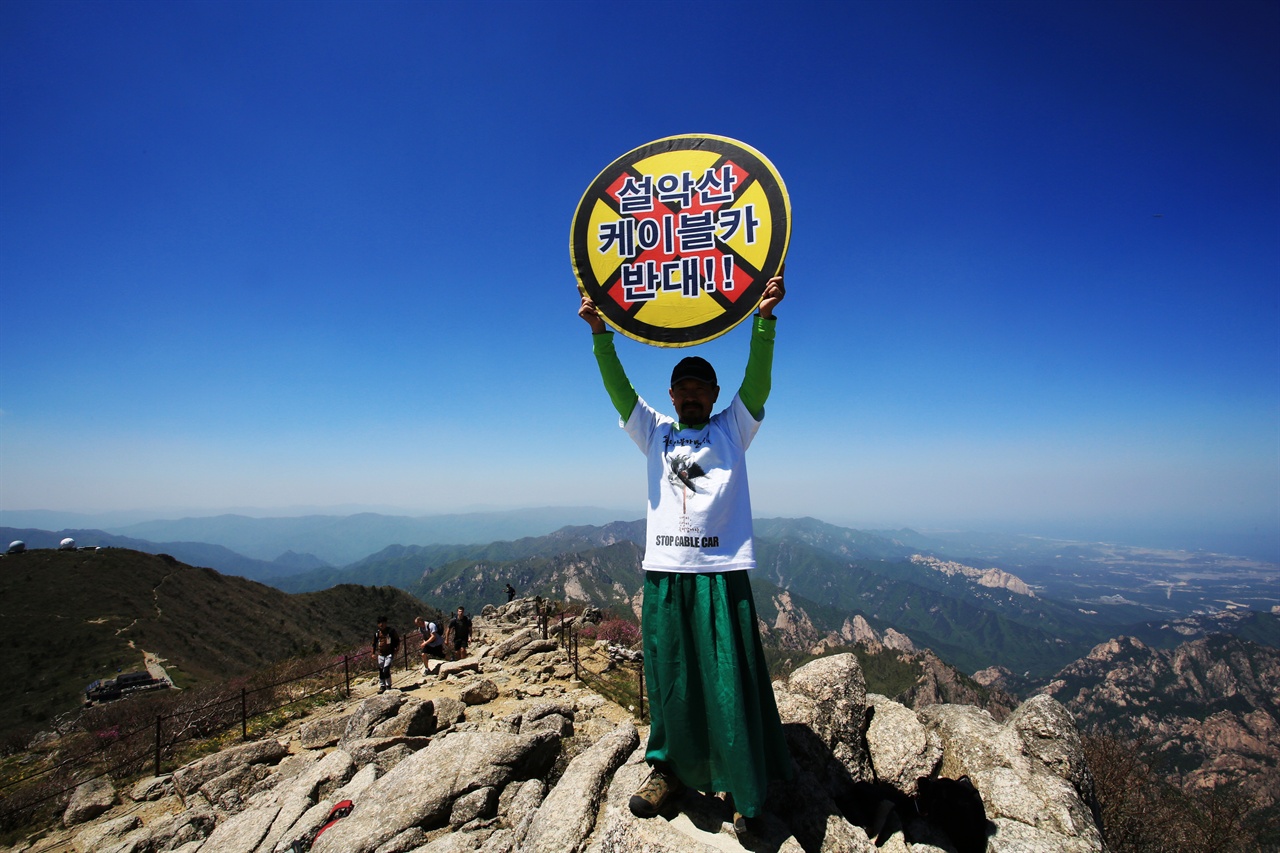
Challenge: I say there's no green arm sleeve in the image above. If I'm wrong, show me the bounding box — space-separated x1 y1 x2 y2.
738 315 777 420
591 331 640 421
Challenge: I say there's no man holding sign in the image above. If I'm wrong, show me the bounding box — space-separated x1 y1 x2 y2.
578 273 792 833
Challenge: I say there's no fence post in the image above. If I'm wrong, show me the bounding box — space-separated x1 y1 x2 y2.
638 668 646 721
344 655 350 698
572 626 579 682
154 715 162 777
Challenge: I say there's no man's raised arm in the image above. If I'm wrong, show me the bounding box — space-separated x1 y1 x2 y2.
580 294 639 421
739 272 786 419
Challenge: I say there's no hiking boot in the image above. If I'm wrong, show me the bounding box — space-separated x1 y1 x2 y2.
377 685 386 694
628 767 682 818
732 811 749 836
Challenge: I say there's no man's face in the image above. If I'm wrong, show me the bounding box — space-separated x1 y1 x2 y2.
669 378 719 425
457 608 465 618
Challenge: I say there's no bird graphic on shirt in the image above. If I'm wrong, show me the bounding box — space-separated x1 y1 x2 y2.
667 454 708 513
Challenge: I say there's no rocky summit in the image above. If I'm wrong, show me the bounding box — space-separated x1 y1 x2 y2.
17 599 1103 853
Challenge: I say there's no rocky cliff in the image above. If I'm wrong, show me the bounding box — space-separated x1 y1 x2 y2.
1036 632 1280 817
19 600 1104 853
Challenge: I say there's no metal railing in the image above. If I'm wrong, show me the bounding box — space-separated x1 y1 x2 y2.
0 609 649 829
0 634 402 826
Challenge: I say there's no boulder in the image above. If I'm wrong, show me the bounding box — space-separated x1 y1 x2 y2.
510 639 559 665
865 693 941 795
766 765 876 853
438 657 482 678
450 785 498 826
255 748 359 853
524 700 576 722
520 721 638 853
371 696 438 738
248 749 327 799
173 738 288 797
343 735 433 768
62 776 116 827
72 813 138 852
198 761 269 804
491 628 536 660
460 679 500 705
919 700 1104 850
339 691 405 745
433 695 467 729
200 795 282 853
128 774 173 802
310 730 560 853
1006 693 1099 814
300 712 351 749
774 652 873 810
494 777 545 848
97 805 215 853
520 712 573 738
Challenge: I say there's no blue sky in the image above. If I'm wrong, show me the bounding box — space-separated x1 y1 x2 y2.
2 0 1277 554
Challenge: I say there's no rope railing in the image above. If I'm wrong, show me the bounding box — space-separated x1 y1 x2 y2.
1 610 648 828
541 603 647 722
0 631 404 824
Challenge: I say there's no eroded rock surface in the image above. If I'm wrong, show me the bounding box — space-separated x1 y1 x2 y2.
19 608 1105 853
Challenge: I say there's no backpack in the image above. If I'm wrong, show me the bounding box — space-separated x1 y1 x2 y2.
286 799 354 852
424 622 442 648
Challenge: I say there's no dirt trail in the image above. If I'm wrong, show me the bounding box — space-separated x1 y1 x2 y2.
143 650 178 689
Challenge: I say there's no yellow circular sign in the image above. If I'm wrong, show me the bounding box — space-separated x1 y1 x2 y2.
570 134 791 347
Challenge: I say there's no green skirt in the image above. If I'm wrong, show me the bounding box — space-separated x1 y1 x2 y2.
642 569 794 817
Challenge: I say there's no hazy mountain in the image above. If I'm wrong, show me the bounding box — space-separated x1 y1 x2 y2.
0 527 322 583
0 547 427 734
269 520 648 594
277 515 1247 679
351 518 1092 676
107 507 630 565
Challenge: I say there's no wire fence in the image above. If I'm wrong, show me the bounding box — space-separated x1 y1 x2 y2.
539 607 647 722
0 608 647 834
0 634 394 830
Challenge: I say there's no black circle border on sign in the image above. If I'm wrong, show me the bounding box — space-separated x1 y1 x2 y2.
571 134 790 347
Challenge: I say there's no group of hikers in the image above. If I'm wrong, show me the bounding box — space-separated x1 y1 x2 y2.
371 605 475 694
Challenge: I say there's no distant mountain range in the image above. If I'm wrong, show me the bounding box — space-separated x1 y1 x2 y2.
104 507 630 565
1 526 313 581
8 511 1276 679
5 517 1276 833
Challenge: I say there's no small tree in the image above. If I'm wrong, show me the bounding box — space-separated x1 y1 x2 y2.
1082 730 1261 853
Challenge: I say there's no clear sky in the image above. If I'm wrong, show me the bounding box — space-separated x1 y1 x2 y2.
2 1 1277 554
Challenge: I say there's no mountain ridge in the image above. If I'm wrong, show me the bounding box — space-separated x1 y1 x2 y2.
0 547 429 735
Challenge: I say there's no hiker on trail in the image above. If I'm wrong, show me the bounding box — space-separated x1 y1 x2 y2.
578 272 794 834
447 606 473 660
373 616 399 694
505 583 517 602
415 615 445 675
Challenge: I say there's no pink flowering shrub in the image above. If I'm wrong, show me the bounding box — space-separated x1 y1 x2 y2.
579 617 640 647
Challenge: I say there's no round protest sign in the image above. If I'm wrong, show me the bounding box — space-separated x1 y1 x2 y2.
570 134 790 347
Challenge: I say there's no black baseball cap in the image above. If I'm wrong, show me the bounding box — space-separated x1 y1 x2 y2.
671 356 717 387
